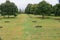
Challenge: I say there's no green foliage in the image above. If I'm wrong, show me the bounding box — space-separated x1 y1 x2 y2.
0 5 1 14
30 4 38 15
53 4 60 16
37 1 52 16
0 1 18 18
25 4 38 15
25 4 32 14
25 1 52 18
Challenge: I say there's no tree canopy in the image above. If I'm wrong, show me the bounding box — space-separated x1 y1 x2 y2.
25 1 52 18
53 4 60 16
38 1 52 15
0 1 18 18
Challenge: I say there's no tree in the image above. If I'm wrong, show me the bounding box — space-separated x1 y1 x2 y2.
25 4 38 15
37 1 52 18
0 5 1 14
0 0 18 18
30 4 38 15
53 4 60 16
25 4 32 14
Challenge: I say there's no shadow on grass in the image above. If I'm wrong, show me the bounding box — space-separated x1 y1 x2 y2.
53 18 60 20
51 17 60 22
35 17 50 19
0 17 16 20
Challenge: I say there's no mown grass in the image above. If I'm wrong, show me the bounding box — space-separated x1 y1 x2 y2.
0 14 60 40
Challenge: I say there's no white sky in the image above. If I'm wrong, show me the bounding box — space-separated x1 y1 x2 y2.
0 0 59 10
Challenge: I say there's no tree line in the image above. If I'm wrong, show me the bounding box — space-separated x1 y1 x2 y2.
0 0 60 18
0 0 18 18
25 1 60 18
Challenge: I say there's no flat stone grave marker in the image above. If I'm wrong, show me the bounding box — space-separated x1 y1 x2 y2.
35 26 42 28
32 21 37 22
0 26 3 28
5 21 10 23
0 37 2 40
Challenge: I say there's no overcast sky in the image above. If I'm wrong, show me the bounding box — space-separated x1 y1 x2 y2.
0 0 59 10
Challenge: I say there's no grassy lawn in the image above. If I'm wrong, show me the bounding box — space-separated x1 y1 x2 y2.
0 14 60 40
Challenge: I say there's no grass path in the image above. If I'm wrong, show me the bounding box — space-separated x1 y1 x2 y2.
0 14 30 40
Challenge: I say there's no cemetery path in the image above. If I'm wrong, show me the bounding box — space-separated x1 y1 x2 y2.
0 14 29 40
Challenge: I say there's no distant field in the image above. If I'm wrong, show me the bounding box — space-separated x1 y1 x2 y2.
0 14 60 40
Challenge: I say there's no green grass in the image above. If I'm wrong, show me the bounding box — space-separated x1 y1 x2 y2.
0 14 60 40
